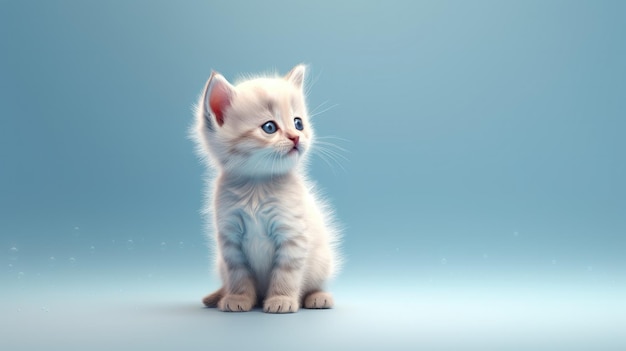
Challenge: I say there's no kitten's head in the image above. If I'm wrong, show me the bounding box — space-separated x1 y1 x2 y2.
194 65 313 177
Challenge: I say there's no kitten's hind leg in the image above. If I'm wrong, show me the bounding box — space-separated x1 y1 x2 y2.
303 291 334 309
202 287 224 307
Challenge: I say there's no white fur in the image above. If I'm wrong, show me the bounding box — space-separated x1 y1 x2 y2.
192 65 341 313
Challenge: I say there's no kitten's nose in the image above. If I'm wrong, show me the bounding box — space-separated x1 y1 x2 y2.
289 135 299 146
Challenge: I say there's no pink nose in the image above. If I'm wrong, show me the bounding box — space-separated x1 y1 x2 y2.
289 135 299 146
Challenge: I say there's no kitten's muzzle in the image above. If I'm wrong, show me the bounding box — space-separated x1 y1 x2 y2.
288 135 300 147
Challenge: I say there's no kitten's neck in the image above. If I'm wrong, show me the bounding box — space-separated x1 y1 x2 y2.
218 169 299 187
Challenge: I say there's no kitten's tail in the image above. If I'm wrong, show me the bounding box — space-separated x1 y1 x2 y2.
202 287 225 307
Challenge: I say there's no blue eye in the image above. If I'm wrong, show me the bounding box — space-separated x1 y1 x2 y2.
294 117 304 131
262 121 278 134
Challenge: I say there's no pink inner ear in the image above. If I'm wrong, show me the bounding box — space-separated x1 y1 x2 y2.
209 80 231 126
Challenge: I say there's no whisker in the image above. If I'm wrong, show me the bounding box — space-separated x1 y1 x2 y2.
315 150 346 174
316 147 349 166
304 68 323 97
316 135 351 143
315 144 348 162
314 141 351 155
314 140 350 158
311 145 348 174
314 150 339 175
309 103 339 119
309 100 331 116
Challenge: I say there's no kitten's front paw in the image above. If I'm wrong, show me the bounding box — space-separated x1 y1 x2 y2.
218 294 254 312
263 296 299 313
303 291 334 309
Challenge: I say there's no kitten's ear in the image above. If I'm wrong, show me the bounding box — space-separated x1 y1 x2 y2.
203 71 235 127
285 64 306 89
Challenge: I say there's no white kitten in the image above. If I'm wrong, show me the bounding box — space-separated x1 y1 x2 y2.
192 65 341 313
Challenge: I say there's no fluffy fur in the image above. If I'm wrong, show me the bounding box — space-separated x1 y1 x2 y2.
192 65 341 313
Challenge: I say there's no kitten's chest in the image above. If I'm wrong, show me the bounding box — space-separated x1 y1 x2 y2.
226 178 303 218
237 186 295 289
217 176 307 246
222 180 305 281
240 213 274 285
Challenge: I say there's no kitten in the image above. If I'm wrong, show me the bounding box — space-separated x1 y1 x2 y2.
192 65 341 313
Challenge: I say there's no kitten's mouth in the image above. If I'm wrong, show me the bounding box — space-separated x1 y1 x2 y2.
287 146 300 155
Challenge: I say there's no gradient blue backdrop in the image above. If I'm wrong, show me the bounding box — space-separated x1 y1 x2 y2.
1 1 625 350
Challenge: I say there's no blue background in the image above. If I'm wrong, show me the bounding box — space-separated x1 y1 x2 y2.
1 1 625 350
